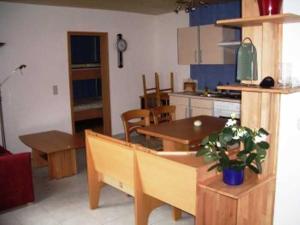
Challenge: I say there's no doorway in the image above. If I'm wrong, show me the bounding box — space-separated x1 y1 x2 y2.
67 32 111 136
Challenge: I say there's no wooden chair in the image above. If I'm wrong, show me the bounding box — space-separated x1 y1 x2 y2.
151 105 176 125
142 72 174 109
155 72 174 106
121 109 150 143
142 74 158 109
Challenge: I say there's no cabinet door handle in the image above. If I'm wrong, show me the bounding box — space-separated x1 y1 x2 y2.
194 50 198 63
199 50 202 63
185 107 188 118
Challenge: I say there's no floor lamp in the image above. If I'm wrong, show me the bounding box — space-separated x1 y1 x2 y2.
0 64 26 148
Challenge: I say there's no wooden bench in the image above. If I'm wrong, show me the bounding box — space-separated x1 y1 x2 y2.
85 130 215 224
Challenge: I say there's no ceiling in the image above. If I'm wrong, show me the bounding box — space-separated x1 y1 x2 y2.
0 0 238 15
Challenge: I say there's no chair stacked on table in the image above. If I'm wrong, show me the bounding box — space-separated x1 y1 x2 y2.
142 72 174 109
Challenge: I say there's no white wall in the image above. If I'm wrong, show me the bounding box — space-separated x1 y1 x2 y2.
153 12 189 91
274 1 300 225
0 2 189 152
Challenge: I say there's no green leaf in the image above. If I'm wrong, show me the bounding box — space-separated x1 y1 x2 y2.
203 154 218 163
258 128 269 136
246 153 257 165
248 164 259 174
196 147 209 157
227 139 239 146
255 157 263 173
201 136 209 145
257 141 270 150
237 150 247 162
207 163 220 172
223 127 233 135
256 147 267 160
209 133 218 142
237 150 247 157
229 160 245 171
244 136 255 152
244 127 253 136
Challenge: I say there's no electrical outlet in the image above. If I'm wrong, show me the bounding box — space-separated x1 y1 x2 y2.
53 85 58 95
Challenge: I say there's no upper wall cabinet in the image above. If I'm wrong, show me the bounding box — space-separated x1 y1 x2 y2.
177 25 237 65
177 26 199 65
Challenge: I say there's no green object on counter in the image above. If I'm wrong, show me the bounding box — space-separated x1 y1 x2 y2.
237 38 258 81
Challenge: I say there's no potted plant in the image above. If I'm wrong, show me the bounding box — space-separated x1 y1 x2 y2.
196 115 270 185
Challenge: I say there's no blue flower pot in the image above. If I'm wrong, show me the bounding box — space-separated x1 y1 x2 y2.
223 168 244 185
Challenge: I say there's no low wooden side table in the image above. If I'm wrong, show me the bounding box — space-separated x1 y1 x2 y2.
19 130 85 179
196 173 276 225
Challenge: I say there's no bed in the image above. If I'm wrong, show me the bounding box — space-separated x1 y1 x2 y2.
73 97 103 121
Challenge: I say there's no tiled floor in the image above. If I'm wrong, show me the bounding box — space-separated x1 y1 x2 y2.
0 150 194 225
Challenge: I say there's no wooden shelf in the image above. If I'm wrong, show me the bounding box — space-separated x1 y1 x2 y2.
217 84 300 94
216 13 300 27
71 67 101 80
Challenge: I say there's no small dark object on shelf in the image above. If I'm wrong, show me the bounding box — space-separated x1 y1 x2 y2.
260 76 275 88
0 43 5 47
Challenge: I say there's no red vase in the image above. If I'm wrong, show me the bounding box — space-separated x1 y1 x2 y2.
257 0 283 16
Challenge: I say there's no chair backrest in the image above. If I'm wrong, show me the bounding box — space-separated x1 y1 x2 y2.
142 74 159 109
142 73 174 109
155 72 174 107
155 72 174 93
121 109 151 142
151 105 176 125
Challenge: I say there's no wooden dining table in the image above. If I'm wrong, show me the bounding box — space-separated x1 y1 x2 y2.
137 115 226 151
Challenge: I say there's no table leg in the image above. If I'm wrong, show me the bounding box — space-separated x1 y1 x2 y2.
32 148 48 168
48 149 77 179
172 207 182 221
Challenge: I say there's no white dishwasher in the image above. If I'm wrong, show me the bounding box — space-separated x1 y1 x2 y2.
213 101 240 119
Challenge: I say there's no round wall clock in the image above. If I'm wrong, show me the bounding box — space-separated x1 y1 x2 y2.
116 34 127 68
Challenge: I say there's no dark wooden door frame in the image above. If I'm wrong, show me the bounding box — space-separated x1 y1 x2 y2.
67 31 112 136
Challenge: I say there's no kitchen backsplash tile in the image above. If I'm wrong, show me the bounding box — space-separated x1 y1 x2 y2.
191 64 238 90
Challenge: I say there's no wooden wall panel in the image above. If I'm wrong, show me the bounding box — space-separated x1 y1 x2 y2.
241 92 261 127
241 91 280 178
237 178 275 225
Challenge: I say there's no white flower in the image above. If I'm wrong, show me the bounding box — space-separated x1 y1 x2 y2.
216 141 221 148
233 135 240 140
237 128 247 138
226 119 237 127
254 134 267 143
231 113 236 119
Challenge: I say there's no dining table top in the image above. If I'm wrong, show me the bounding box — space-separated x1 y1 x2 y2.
137 115 227 146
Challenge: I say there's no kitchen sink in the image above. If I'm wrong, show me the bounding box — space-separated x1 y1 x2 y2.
177 91 241 100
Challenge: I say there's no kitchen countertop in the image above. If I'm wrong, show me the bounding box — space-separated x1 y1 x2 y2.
169 92 241 103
